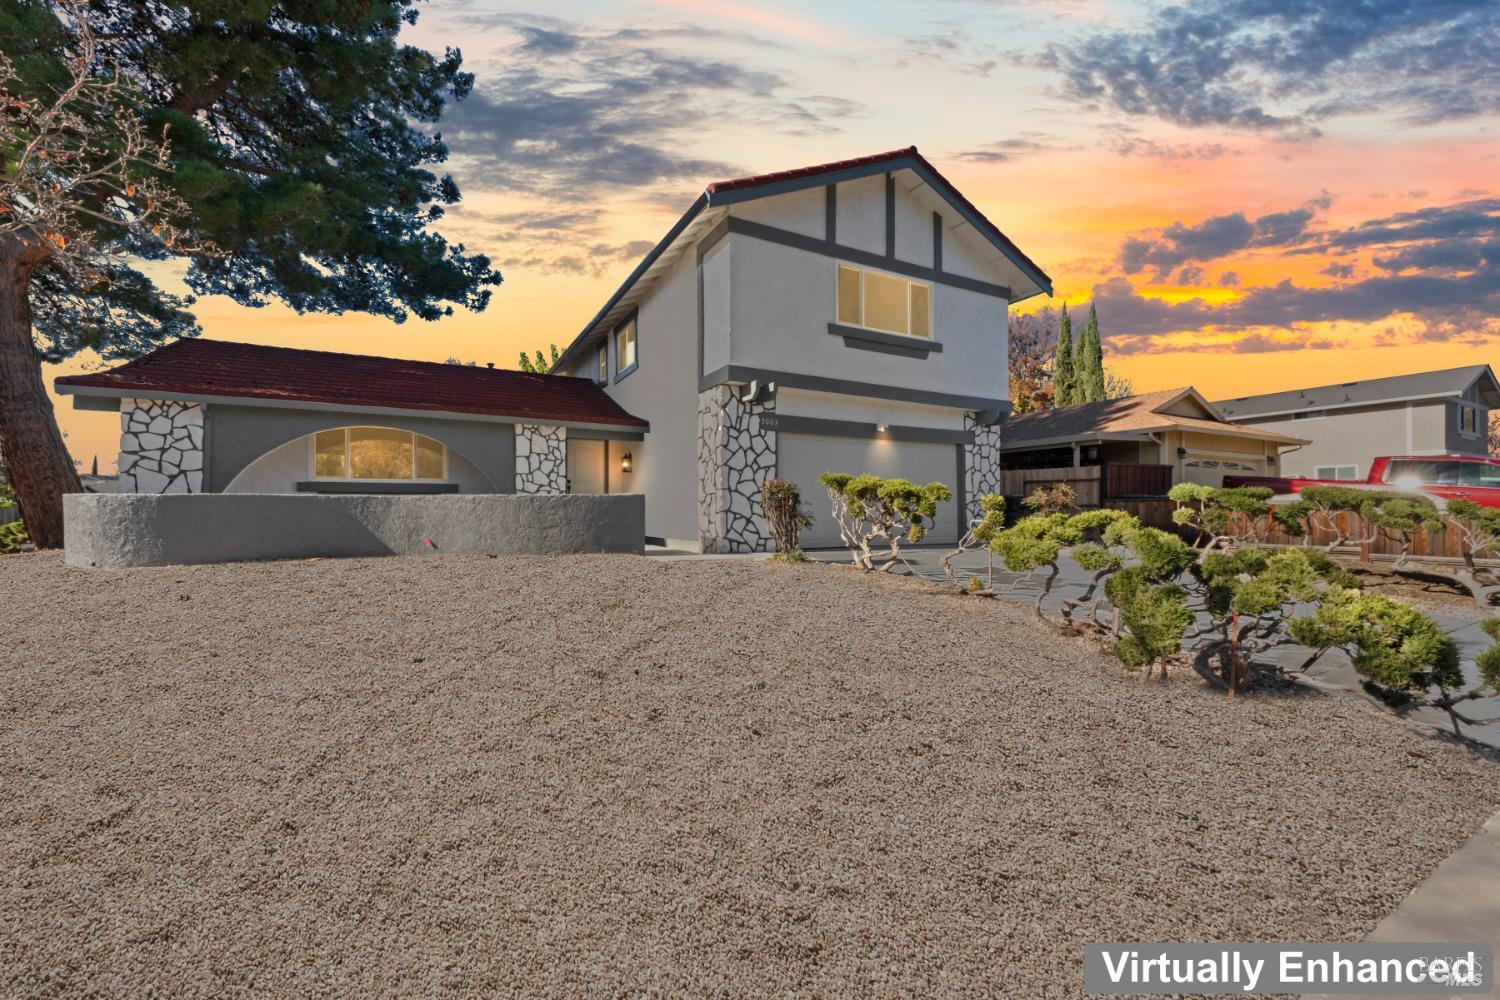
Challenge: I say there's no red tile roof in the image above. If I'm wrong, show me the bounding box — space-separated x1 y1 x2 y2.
55 338 648 428
704 146 1051 291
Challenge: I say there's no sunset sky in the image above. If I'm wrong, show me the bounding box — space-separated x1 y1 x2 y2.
46 0 1500 470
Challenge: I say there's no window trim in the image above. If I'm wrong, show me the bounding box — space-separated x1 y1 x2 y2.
595 344 608 384
309 426 449 483
835 261 934 341
612 314 639 384
1457 403 1480 436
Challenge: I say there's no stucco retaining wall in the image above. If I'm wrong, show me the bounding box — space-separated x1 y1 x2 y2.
64 493 645 567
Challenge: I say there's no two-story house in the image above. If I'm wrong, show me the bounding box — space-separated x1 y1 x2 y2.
552 147 1051 550
1214 366 1500 480
55 148 1049 554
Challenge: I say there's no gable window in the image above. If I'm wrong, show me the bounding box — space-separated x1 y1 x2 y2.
312 427 447 481
1292 409 1326 420
837 263 932 339
1458 404 1479 435
615 319 638 379
596 345 608 383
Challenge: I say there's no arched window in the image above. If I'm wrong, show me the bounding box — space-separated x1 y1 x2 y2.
311 427 447 481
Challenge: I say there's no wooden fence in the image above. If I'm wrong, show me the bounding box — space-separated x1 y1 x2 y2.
1104 462 1173 499
1000 465 1102 508
1225 509 1498 565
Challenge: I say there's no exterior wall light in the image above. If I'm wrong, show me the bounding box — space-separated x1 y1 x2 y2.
1176 447 1188 459
876 424 889 433
620 450 633 473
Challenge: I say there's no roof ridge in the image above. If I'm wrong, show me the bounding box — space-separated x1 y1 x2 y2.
150 337 587 382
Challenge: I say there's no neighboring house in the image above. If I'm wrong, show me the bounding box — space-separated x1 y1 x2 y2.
54 146 1049 553
550 146 1051 550
55 339 648 496
1002 388 1308 495
1214 366 1500 480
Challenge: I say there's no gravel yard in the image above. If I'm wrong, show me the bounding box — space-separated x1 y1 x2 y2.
1 551 1497 997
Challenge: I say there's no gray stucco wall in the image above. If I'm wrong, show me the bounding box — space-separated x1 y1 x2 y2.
595 250 702 546
1234 399 1460 479
725 235 1009 401
64 492 645 566
204 404 516 493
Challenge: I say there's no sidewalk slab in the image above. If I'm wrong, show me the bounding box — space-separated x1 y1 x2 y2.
1304 807 1500 1000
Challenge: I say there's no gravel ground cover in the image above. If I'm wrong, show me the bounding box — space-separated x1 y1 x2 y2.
1 551 1498 997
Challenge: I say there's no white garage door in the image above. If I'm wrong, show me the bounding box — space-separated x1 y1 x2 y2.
1181 453 1265 487
780 433 960 549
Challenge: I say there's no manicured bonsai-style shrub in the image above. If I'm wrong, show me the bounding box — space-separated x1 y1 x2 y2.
1113 583 1193 681
1444 499 1500 608
1287 486 1441 556
1169 483 1302 555
760 478 813 554
819 472 952 572
1289 590 1496 736
941 493 1005 587
987 508 1137 619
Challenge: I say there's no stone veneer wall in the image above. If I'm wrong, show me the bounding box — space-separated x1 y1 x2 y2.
963 412 1003 521
118 398 204 493
696 385 777 553
515 424 567 494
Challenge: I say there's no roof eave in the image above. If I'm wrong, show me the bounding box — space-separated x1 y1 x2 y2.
54 382 650 434
553 193 710 373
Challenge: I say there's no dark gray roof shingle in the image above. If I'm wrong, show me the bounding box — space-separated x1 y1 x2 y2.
1214 366 1500 419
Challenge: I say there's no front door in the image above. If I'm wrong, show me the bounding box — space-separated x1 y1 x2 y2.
566 439 607 494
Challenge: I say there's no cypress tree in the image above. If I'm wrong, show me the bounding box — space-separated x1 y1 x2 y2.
1053 304 1076 408
1077 303 1106 403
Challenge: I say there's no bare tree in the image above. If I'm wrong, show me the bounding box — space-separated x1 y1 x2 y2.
0 4 196 546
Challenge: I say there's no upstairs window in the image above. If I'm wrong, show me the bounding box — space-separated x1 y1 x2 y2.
596 345 607 383
312 427 446 481
837 263 932 339
1292 409 1326 420
1458 405 1479 435
616 319 638 375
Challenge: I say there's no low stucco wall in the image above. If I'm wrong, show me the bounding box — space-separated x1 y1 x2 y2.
64 493 645 567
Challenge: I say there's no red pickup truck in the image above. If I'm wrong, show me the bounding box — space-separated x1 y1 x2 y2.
1224 454 1500 509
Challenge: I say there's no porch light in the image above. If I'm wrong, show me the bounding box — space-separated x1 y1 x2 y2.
620 450 633 474
1177 447 1188 459
876 424 889 433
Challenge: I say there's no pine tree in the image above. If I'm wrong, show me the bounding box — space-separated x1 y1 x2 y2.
1053 304 1076 408
0 1 500 546
1076 303 1106 403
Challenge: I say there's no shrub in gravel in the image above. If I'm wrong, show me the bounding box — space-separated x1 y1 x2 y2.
1114 583 1193 680
1169 483 1304 555
988 509 1137 619
819 472 952 572
0 519 28 555
941 493 1005 588
760 479 813 554
1289 590 1497 736
1185 547 1354 693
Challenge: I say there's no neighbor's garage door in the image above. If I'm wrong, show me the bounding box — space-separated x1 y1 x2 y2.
780 433 960 549
1181 453 1265 487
